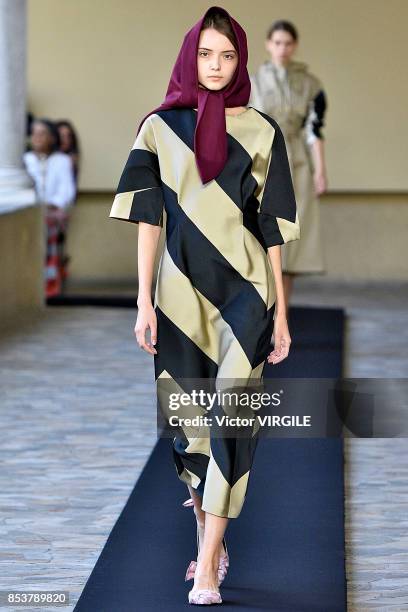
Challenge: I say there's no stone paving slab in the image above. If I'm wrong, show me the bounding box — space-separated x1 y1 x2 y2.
0 307 159 611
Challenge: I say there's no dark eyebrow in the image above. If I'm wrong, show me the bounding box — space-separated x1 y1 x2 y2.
198 47 236 53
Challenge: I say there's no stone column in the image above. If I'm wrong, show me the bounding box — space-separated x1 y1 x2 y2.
0 0 36 209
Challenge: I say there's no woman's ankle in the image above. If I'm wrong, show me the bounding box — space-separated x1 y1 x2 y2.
194 557 219 589
198 548 220 569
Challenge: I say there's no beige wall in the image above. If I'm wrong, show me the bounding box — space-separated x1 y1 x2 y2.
0 206 44 327
26 1 408 283
66 192 407 283
65 194 164 283
28 0 408 192
320 194 408 280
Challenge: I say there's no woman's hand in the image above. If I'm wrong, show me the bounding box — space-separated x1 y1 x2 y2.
313 170 328 196
46 203 67 221
267 312 291 365
134 301 158 355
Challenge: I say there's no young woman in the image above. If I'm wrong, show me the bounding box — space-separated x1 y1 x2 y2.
250 20 328 314
56 119 81 186
109 6 299 606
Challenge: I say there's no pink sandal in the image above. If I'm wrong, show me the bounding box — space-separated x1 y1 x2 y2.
183 498 230 586
188 588 222 605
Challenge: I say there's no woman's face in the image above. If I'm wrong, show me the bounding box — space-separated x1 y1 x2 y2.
58 125 73 152
197 27 238 91
265 30 297 64
30 122 54 154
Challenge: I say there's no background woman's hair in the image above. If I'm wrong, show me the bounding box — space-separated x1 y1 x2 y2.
55 119 80 155
32 118 61 151
266 20 298 42
201 7 238 51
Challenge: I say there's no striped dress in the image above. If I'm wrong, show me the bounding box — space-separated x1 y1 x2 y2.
109 106 300 518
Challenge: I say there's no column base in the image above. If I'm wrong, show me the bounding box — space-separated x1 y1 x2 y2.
0 187 37 214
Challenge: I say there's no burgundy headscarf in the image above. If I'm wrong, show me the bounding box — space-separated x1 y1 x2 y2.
136 5 251 184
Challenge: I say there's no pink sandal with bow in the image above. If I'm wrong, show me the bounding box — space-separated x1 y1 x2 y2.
183 497 230 586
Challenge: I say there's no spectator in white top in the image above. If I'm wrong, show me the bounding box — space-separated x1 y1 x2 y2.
24 118 77 210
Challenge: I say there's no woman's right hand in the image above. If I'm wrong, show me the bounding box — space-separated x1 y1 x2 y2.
134 301 158 355
268 312 291 365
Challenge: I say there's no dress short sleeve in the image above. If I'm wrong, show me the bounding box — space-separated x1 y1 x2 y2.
304 77 327 147
109 115 165 227
258 120 300 247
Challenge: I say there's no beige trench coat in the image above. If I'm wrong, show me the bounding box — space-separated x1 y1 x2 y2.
249 59 326 274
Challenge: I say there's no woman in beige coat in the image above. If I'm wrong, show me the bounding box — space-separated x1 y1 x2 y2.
249 20 328 312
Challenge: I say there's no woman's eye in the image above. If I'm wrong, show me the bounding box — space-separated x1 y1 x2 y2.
198 51 235 59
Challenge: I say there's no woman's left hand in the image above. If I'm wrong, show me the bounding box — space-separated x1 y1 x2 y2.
46 203 66 217
267 313 291 365
314 170 328 196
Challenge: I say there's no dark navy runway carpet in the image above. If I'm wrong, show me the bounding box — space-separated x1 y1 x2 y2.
74 305 347 611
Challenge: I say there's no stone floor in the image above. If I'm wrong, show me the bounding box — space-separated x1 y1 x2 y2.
292 279 408 611
0 279 407 611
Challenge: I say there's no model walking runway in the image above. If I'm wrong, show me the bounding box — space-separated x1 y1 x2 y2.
110 106 299 519
109 4 301 605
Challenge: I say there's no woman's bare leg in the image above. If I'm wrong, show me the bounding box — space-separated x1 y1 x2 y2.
187 486 228 591
193 511 229 591
187 485 206 549
187 485 225 558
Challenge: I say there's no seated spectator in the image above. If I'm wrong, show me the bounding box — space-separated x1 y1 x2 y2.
23 118 77 297
56 119 81 186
